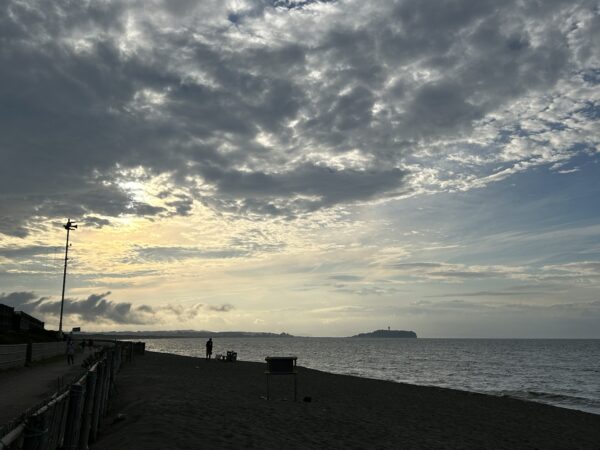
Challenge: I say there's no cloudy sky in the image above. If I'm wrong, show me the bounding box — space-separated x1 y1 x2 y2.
1 0 599 337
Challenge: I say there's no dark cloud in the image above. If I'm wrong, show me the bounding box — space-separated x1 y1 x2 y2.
0 291 38 308
82 216 112 229
0 291 234 325
428 270 501 279
131 235 284 262
133 246 248 262
26 291 153 324
0 245 62 259
330 275 363 282
165 197 194 216
0 0 596 236
207 304 234 312
389 262 444 270
430 291 540 298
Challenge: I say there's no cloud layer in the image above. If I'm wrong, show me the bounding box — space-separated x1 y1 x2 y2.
0 291 233 325
1 0 598 236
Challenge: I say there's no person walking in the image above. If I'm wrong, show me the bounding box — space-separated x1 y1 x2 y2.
205 338 213 360
66 339 75 365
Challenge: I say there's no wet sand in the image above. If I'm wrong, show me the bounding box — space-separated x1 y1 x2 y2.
92 351 600 449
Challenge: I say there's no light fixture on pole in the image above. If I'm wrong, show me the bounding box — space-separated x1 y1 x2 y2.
59 218 77 335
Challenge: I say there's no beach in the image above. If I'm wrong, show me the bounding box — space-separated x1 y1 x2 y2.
92 352 600 449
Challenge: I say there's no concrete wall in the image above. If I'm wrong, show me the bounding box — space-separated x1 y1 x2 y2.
0 344 27 369
31 341 67 362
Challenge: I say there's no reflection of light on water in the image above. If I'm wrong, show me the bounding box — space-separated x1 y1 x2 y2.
140 337 600 415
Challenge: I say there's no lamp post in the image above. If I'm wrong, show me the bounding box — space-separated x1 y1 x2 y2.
59 218 77 335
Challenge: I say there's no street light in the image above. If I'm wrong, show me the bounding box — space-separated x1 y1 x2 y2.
59 219 77 335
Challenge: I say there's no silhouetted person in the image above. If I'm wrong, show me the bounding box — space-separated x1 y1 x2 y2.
206 338 213 360
66 339 75 365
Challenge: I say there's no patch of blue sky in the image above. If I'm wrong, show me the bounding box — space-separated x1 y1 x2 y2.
582 68 600 85
376 152 600 268
577 102 600 119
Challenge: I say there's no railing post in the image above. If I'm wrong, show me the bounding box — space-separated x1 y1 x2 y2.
89 362 105 442
100 354 112 416
22 411 46 450
63 383 86 450
57 391 70 447
47 394 68 450
78 368 97 450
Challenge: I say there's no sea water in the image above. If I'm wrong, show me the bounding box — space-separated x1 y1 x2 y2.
141 337 600 414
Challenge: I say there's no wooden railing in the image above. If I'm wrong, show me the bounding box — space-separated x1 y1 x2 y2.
0 341 145 449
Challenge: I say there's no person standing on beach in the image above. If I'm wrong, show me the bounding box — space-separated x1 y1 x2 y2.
206 338 213 360
66 339 75 365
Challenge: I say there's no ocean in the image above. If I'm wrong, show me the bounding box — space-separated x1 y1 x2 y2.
140 337 600 415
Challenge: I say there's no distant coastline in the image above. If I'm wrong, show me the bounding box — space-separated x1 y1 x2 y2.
73 330 420 340
77 330 294 340
351 329 417 338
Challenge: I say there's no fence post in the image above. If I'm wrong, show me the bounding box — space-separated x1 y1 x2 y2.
46 392 69 450
89 361 105 442
56 391 70 447
100 353 112 416
22 411 46 450
78 368 97 450
37 403 56 450
63 382 86 450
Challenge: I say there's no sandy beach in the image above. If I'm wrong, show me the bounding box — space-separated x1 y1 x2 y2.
91 351 600 449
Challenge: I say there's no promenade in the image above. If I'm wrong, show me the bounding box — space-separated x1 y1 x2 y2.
0 351 87 425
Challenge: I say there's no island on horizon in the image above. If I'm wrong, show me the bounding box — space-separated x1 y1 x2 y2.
351 329 417 338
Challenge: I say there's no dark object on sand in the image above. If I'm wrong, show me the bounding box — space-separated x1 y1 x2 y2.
215 351 238 362
265 356 298 401
113 413 127 424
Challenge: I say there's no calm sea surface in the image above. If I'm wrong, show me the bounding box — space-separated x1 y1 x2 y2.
141 337 600 414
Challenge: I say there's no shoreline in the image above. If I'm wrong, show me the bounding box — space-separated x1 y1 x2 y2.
92 351 600 449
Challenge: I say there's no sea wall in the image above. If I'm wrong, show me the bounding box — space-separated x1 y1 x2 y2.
0 341 69 369
30 341 68 363
0 340 145 450
0 344 28 370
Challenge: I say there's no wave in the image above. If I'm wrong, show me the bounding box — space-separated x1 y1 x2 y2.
490 389 600 414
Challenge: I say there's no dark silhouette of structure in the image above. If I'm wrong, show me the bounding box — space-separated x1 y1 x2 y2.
0 303 45 332
351 329 417 338
59 219 77 335
265 356 298 401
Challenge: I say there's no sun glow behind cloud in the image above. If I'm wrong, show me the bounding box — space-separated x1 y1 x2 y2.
0 0 599 336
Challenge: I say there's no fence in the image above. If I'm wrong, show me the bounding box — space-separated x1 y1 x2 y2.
31 342 67 363
0 341 145 450
0 345 27 370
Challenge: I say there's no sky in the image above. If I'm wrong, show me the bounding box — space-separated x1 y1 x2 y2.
0 0 599 338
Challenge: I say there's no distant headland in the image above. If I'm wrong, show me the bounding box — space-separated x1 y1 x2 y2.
77 330 294 339
351 329 417 338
